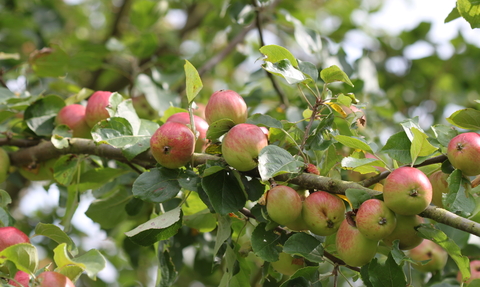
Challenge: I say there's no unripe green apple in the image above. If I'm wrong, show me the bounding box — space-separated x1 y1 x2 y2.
356 199 397 241
408 239 448 272
36 271 75 287
335 218 378 267
150 122 195 169
18 158 57 181
266 185 302 226
457 260 480 284
221 123 268 171
0 226 30 252
383 167 432 215
85 91 113 128
447 132 480 176
271 252 304 276
56 104 91 138
383 215 424 250
428 170 449 208
0 147 10 183
166 112 209 153
302 191 345 236
9 270 29 287
205 90 248 125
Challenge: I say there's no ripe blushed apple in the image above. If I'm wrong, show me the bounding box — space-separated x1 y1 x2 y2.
9 270 29 287
302 191 345 236
56 104 91 138
271 252 304 276
458 260 480 284
266 185 303 226
85 91 113 128
335 218 378 267
447 132 480 176
221 123 268 171
383 167 432 215
166 112 209 152
428 170 449 208
36 271 75 287
356 199 397 241
205 90 248 125
408 239 448 272
0 147 10 183
150 122 195 169
383 215 424 250
0 226 30 252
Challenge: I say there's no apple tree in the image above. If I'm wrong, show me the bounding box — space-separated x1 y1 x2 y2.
1 0 480 286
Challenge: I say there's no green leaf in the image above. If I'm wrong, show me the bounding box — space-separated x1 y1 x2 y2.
251 222 282 262
259 44 298 67
30 46 69 77
320 65 354 86
345 188 373 209
34 223 78 256
213 215 231 256
431 124 458 147
262 59 306 84
381 131 412 164
444 170 476 217
53 154 80 186
445 6 461 23
0 87 16 104
0 207 13 227
53 243 106 280
183 209 217 233
298 59 319 81
201 169 247 215
0 243 38 275
24 95 65 136
51 125 73 149
71 167 126 192
184 60 203 104
158 248 178 287
85 189 131 229
132 167 184 203
367 253 407 287
246 114 283 129
279 266 320 287
334 135 373 152
206 118 236 140
457 0 480 28
0 189 12 208
446 108 480 130
410 127 438 163
283 233 324 263
258 145 304 181
341 157 383 174
125 207 183 246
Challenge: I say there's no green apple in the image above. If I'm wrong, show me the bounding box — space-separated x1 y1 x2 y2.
85 91 112 128
36 271 75 287
382 214 424 250
150 122 195 169
335 218 378 267
428 170 449 208
0 226 30 252
271 252 304 276
447 132 480 176
205 90 248 125
356 199 397 241
0 147 10 183
166 112 209 153
302 191 345 236
56 104 91 138
383 167 432 215
266 185 302 226
408 239 448 272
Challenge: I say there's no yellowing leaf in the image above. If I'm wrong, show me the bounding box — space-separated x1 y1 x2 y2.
326 102 347 117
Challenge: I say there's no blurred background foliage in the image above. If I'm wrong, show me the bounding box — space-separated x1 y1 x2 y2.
1 0 480 286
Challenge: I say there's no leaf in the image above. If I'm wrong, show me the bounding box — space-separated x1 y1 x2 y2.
24 95 65 136
158 248 178 287
457 0 480 28
0 87 17 104
431 124 458 147
444 170 476 217
246 114 283 129
381 131 412 164
345 188 374 209
30 46 69 77
410 127 438 163
51 125 73 149
53 154 80 186
446 108 480 130
298 59 319 81
334 135 373 152
341 157 383 174
213 215 231 256
257 145 304 181
132 167 184 203
206 118 236 140
259 44 298 67
279 266 321 287
0 243 38 275
53 243 106 280
445 6 461 23
0 189 12 208
251 222 282 262
125 207 183 246
184 60 203 104
34 223 78 256
262 59 307 84
183 209 216 233
367 253 407 287
201 169 247 215
283 233 324 263
320 65 354 87
85 189 131 229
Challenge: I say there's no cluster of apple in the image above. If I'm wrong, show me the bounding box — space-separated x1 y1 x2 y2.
0 227 75 287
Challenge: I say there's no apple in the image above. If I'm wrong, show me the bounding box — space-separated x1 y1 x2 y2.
0 147 10 183
383 167 432 215
356 199 397 241
408 239 448 272
335 218 378 267
18 158 57 181
428 170 449 208
8 270 29 287
221 123 268 171
85 91 113 128
302 191 345 236
447 132 480 176
383 215 424 250
266 185 303 226
55 104 91 138
205 90 248 125
0 226 30 252
271 252 304 276
150 122 195 169
458 260 480 284
166 112 209 152
284 216 309 231
36 271 75 287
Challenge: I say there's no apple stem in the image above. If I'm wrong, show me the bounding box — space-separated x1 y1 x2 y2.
345 211 357 228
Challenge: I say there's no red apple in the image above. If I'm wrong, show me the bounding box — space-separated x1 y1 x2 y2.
458 260 480 284
205 90 248 125
150 122 195 169
36 271 75 287
356 199 397 241
335 218 378 267
447 132 480 176
8 270 29 287
0 226 30 252
383 215 424 250
408 239 448 272
266 185 303 226
56 104 91 138
302 191 345 236
383 167 432 215
428 170 449 208
271 252 304 276
85 91 113 128
166 112 209 152
221 123 268 171
0 147 10 184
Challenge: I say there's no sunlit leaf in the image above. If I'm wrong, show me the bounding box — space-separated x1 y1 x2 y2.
259 44 298 67
184 60 203 104
320 65 354 86
447 108 480 130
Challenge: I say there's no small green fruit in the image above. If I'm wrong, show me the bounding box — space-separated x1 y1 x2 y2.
271 252 304 276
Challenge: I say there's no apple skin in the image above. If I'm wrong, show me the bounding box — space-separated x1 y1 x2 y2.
428 170 449 208
205 90 248 125
36 271 75 287
457 260 480 284
356 199 397 241
0 226 30 252
0 147 10 183
266 185 303 226
302 191 346 236
18 158 57 181
150 122 195 169
166 112 209 153
56 104 91 138
447 132 480 176
221 123 268 171
383 167 432 215
408 239 448 272
382 215 424 250
85 91 113 128
335 219 378 267
271 252 304 276
8 270 29 287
